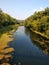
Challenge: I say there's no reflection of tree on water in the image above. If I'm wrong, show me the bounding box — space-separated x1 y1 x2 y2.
25 28 49 56
25 28 30 37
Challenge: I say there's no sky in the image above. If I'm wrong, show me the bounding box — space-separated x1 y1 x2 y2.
0 0 49 20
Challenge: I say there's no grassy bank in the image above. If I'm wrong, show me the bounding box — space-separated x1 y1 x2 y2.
0 24 19 36
30 28 49 40
0 24 19 65
28 27 49 55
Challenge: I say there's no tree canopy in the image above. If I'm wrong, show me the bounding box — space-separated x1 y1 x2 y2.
25 7 49 36
0 9 18 28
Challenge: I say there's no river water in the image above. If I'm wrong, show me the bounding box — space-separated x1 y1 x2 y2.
8 26 49 65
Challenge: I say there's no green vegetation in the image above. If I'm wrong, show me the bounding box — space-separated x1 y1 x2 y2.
0 9 19 64
25 7 49 37
25 7 49 55
0 9 19 36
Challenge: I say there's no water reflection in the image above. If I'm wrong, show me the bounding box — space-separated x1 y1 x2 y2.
8 26 49 65
25 28 49 56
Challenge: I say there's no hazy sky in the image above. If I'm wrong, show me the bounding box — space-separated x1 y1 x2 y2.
0 0 49 20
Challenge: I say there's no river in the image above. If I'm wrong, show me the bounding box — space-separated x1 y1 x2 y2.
8 26 49 65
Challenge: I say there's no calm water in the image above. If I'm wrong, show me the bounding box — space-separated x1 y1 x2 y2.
9 26 49 65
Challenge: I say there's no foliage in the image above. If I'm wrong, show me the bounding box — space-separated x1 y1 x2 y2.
25 7 49 37
0 9 18 28
0 9 19 36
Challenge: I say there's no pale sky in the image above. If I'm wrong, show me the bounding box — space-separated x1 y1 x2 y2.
0 0 49 20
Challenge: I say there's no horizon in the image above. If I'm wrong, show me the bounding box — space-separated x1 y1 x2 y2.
0 0 49 20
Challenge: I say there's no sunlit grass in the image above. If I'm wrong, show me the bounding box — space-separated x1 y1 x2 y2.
0 33 14 60
0 24 19 63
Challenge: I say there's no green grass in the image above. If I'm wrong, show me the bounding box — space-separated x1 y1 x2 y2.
0 24 19 37
0 24 19 36
0 26 13 34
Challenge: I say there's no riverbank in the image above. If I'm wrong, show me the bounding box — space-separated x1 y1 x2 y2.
26 27 49 56
30 28 49 39
0 24 19 36
0 24 19 65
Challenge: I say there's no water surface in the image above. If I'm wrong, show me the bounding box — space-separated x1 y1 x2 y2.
9 26 49 65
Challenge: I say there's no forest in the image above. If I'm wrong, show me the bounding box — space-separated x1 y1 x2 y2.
25 7 49 37
0 9 19 35
0 7 49 38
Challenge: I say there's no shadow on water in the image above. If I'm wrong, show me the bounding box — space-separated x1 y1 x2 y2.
25 28 49 56
8 26 49 65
